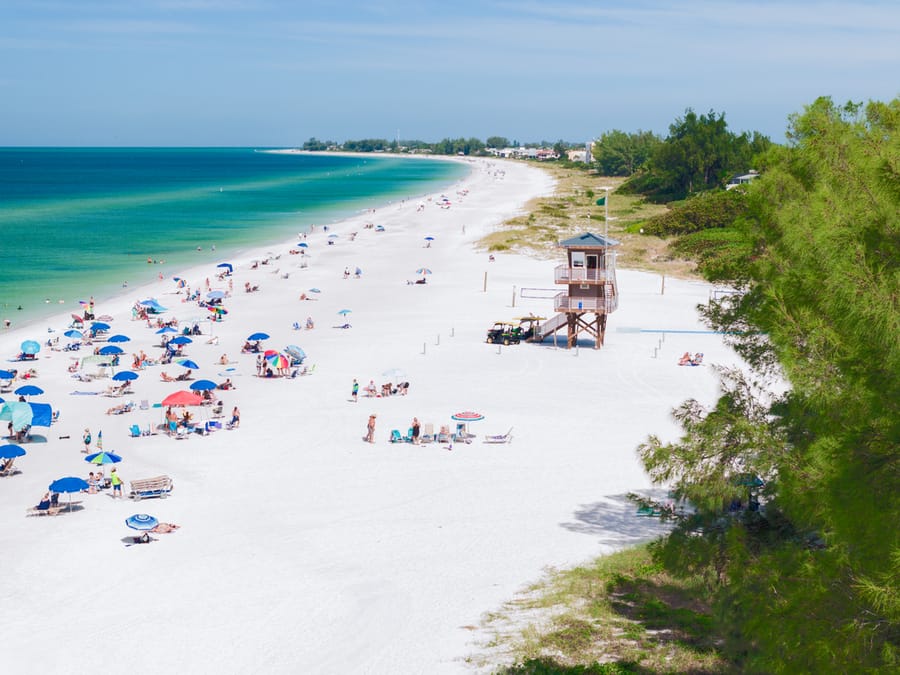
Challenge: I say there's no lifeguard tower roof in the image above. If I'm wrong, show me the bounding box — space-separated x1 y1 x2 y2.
558 232 620 248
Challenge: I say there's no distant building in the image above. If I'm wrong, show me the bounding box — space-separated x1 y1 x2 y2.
726 170 760 190
566 150 588 162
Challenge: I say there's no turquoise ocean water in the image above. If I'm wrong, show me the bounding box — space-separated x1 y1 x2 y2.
0 148 466 327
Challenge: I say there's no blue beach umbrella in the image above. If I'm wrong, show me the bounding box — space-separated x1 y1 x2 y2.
337 309 352 316
107 334 131 343
49 476 90 510
85 451 122 465
14 384 44 396
90 322 111 331
168 336 192 345
126 513 158 531
64 329 84 339
20 340 41 355
296 242 308 248
247 332 270 341
98 345 124 356
0 444 26 459
415 268 432 275
156 326 178 335
308 288 321 294
177 359 200 370
189 379 217 391
112 371 138 382
207 290 226 300
424 236 435 241
0 370 14 380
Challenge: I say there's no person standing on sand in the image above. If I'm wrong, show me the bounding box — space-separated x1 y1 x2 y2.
366 414 376 443
82 428 92 454
351 379 359 402
411 417 420 445
110 467 123 498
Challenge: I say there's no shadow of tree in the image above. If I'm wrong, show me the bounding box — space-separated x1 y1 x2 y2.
560 492 674 548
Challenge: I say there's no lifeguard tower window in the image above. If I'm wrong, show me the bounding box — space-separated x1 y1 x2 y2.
571 252 585 268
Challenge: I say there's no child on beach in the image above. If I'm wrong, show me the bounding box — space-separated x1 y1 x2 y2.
82 428 91 454
110 467 123 498
351 379 359 402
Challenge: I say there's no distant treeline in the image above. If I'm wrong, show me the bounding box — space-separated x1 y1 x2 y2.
304 108 773 201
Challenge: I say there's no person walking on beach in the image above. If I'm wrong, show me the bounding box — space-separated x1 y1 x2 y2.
82 428 92 454
366 414 376 443
351 379 359 402
110 467 123 498
230 406 240 428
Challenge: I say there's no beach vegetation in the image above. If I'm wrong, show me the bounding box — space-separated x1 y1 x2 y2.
636 95 900 671
475 545 731 673
592 129 661 177
620 109 772 202
479 95 899 673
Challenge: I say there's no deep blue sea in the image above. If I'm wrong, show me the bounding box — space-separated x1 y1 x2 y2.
0 148 466 327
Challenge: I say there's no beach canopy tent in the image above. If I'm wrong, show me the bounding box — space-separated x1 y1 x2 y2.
216 263 233 274
28 403 52 427
0 401 33 431
284 345 306 364
161 390 202 407
140 299 167 314
80 354 115 376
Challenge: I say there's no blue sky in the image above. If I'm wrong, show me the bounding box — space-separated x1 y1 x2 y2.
2 1 898 146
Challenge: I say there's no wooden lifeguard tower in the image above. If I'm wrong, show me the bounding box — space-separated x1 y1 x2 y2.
547 232 620 348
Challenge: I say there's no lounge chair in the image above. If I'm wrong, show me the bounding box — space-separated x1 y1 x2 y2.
389 429 403 443
402 427 414 443
420 423 434 444
129 424 142 438
483 427 513 444
436 426 451 444
1 459 21 477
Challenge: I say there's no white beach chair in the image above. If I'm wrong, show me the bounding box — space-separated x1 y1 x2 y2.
483 427 513 444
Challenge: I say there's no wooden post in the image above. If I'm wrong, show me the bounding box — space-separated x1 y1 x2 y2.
483 272 487 292
661 273 666 295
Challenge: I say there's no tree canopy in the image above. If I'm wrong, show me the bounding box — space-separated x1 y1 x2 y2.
638 96 900 670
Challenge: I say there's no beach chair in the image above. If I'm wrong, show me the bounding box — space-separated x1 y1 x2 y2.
420 423 434 444
139 399 150 410
437 426 451 444
389 429 403 443
402 428 414 443
452 423 474 444
129 424 141 438
1 459 21 477
483 427 513 444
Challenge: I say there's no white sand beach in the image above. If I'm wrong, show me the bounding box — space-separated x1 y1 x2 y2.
0 158 740 673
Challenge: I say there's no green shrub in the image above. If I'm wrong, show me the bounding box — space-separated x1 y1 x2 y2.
642 190 748 237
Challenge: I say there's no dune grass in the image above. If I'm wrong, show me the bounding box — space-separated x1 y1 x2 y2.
478 165 697 279
471 545 732 674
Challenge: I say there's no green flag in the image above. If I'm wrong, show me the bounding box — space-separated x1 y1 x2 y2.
595 197 606 206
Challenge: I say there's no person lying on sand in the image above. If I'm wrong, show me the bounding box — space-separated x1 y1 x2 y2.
152 522 180 533
160 371 175 382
